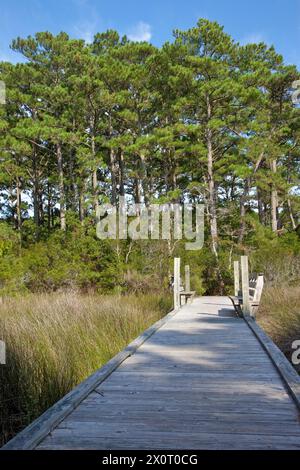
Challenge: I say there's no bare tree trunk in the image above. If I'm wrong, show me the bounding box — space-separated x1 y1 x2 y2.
140 153 149 206
168 149 177 193
238 180 249 244
78 178 88 225
32 144 40 237
79 188 84 225
109 148 117 205
16 176 22 236
206 97 218 257
134 177 142 204
119 150 125 196
257 186 265 224
239 199 246 244
68 150 77 212
38 187 44 225
171 168 177 192
90 117 99 213
47 181 51 232
270 159 278 233
287 198 297 230
92 169 98 210
57 142 66 231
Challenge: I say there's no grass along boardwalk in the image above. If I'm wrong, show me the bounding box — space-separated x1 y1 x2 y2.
3 297 300 450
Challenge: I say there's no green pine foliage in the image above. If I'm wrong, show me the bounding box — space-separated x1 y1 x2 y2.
0 19 300 295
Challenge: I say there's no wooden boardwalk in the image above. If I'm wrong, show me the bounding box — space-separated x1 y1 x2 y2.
4 297 300 449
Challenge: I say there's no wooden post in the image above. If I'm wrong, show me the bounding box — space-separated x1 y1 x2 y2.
234 261 240 297
174 258 181 309
254 274 264 302
252 274 264 319
0 340 5 365
241 255 250 316
185 265 190 292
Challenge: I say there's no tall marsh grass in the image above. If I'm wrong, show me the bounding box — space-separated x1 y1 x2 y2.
0 293 172 446
257 286 300 374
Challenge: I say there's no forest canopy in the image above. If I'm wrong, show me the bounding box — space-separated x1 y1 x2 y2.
0 19 300 295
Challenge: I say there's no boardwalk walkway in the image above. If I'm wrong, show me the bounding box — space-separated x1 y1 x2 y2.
5 297 300 449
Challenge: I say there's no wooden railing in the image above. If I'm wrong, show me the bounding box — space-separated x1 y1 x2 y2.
173 258 195 308
229 256 264 318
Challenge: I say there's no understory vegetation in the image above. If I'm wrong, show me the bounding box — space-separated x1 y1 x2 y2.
258 286 300 374
0 292 172 446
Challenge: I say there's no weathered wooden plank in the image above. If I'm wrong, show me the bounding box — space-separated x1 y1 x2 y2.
111 372 286 384
110 370 285 381
117 362 276 372
85 392 295 409
98 385 289 398
54 419 300 437
66 402 299 420
116 367 277 375
121 350 273 359
36 432 300 450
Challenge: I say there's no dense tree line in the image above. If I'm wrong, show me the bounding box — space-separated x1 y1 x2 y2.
0 19 300 294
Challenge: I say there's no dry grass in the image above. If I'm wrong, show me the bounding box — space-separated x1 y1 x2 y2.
257 286 300 374
0 292 172 446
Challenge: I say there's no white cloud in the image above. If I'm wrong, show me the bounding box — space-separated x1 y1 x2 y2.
128 21 152 42
240 33 268 45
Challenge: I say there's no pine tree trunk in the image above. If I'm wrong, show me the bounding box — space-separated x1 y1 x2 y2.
140 153 149 206
79 189 84 225
68 150 77 212
92 169 98 211
205 97 225 294
238 199 246 244
16 176 22 235
110 148 117 205
32 144 40 237
172 168 177 192
38 187 44 225
287 198 297 230
57 142 66 231
168 149 177 193
78 178 88 225
119 150 125 197
206 97 218 257
270 159 278 233
257 187 265 224
47 182 51 232
134 177 142 204
238 180 249 244
90 118 99 213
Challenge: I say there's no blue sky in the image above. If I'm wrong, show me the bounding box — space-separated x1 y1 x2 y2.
1 0 300 67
